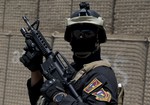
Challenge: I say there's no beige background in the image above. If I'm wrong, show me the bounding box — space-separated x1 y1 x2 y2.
0 0 150 105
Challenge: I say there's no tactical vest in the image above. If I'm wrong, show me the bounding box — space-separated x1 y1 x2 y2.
118 83 124 105
37 60 124 105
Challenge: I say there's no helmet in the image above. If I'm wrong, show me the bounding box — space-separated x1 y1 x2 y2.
64 2 107 44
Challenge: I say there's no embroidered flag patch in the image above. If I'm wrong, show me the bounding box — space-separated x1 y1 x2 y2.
92 88 112 102
84 78 102 93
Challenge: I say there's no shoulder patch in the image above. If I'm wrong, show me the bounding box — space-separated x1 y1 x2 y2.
92 88 111 102
83 78 102 93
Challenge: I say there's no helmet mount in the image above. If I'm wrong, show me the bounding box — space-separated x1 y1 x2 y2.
79 2 90 16
79 2 90 10
64 2 107 44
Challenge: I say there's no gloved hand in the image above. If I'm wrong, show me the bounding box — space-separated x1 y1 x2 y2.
20 39 43 71
40 79 65 100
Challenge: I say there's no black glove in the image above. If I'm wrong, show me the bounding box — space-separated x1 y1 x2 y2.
40 79 65 100
20 39 43 71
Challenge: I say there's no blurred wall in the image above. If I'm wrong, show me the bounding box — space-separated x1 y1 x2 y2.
0 0 150 105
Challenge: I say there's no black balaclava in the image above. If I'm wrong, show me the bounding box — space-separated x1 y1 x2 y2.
64 2 107 70
70 24 101 69
72 47 101 70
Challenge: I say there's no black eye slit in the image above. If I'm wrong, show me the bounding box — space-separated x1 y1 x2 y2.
72 30 96 39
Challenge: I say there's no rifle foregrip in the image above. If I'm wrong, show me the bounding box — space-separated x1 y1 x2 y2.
31 30 52 57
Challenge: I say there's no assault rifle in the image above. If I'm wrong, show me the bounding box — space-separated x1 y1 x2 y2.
20 16 82 102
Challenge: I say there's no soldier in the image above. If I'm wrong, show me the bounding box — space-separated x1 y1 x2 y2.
20 2 118 105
